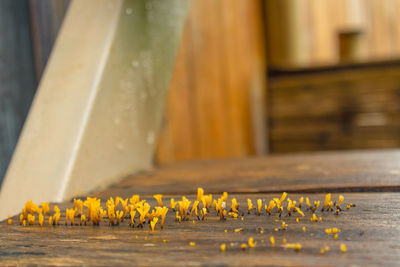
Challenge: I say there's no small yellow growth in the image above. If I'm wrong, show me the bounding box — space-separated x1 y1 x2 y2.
282 238 287 244
220 243 226 252
295 207 304 217
270 236 275 246
23 220 26 227
280 192 287 203
334 234 338 240
81 215 86 225
19 214 23 225
228 212 238 219
310 213 318 222
265 200 276 215
234 228 243 233
150 217 158 234
170 198 177 210
298 197 304 208
65 208 75 225
257 199 262 215
240 243 247 250
175 211 181 223
160 207 168 228
247 199 255 214
302 226 306 232
231 198 239 213
340 243 347 253
281 221 288 230
153 194 164 207
48 216 53 226
324 193 331 210
27 214 35 225
274 228 278 232
224 229 228 233
7 215 12 225
338 195 344 205
189 242 196 246
324 246 330 251
319 217 322 222
41 202 50 217
248 237 257 248
163 239 167 243
192 220 195 224
320 248 325 254
38 213 44 227
296 218 299 223
144 236 148 240
285 243 302 251
197 187 204 202
241 217 244 221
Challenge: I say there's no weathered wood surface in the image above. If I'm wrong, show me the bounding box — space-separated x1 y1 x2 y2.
269 60 400 153
1 192 399 266
96 149 400 198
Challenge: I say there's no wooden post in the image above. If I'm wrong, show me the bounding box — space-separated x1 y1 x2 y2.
0 0 190 220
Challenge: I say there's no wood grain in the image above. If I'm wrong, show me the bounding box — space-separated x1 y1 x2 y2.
96 149 400 198
156 0 267 163
1 192 399 266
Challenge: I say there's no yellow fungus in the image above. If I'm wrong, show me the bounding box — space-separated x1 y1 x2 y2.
224 229 228 233
320 248 325 254
334 234 338 240
310 213 318 222
274 228 278 232
220 243 226 252
282 238 287 244
247 199 255 214
248 237 256 248
189 242 196 246
41 202 50 217
163 239 167 243
296 218 299 223
7 215 12 225
170 198 177 210
150 217 158 234
38 213 44 227
270 236 275 246
197 188 204 202
153 194 164 207
257 199 262 215
23 220 26 227
302 226 306 232
285 243 302 251
325 246 330 251
240 243 247 250
340 243 347 253
234 228 243 233
282 221 288 230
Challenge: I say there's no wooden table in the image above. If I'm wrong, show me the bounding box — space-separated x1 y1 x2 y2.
1 149 400 266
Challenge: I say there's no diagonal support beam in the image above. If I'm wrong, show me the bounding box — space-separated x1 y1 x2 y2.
0 0 190 219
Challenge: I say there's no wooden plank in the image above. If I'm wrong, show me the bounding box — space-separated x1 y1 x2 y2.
1 192 399 266
156 0 267 163
96 150 400 198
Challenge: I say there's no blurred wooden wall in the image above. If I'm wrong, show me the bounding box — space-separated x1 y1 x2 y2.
155 0 268 163
266 0 400 67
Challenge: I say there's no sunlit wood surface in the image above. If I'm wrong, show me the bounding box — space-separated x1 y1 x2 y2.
1 150 400 265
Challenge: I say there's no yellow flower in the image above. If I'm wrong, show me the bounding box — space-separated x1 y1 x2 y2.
248 237 257 248
153 194 164 207
197 187 204 202
270 236 275 246
7 215 12 225
189 242 196 246
150 217 158 234
220 243 226 252
41 202 50 217
340 243 347 253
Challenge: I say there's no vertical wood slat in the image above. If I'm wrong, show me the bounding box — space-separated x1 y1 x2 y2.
156 0 267 163
0 0 37 185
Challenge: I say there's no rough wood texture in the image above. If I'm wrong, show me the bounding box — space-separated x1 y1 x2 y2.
1 192 399 266
156 0 268 163
97 149 400 198
269 60 400 153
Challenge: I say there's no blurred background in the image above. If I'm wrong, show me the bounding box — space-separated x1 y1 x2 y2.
2 0 400 186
